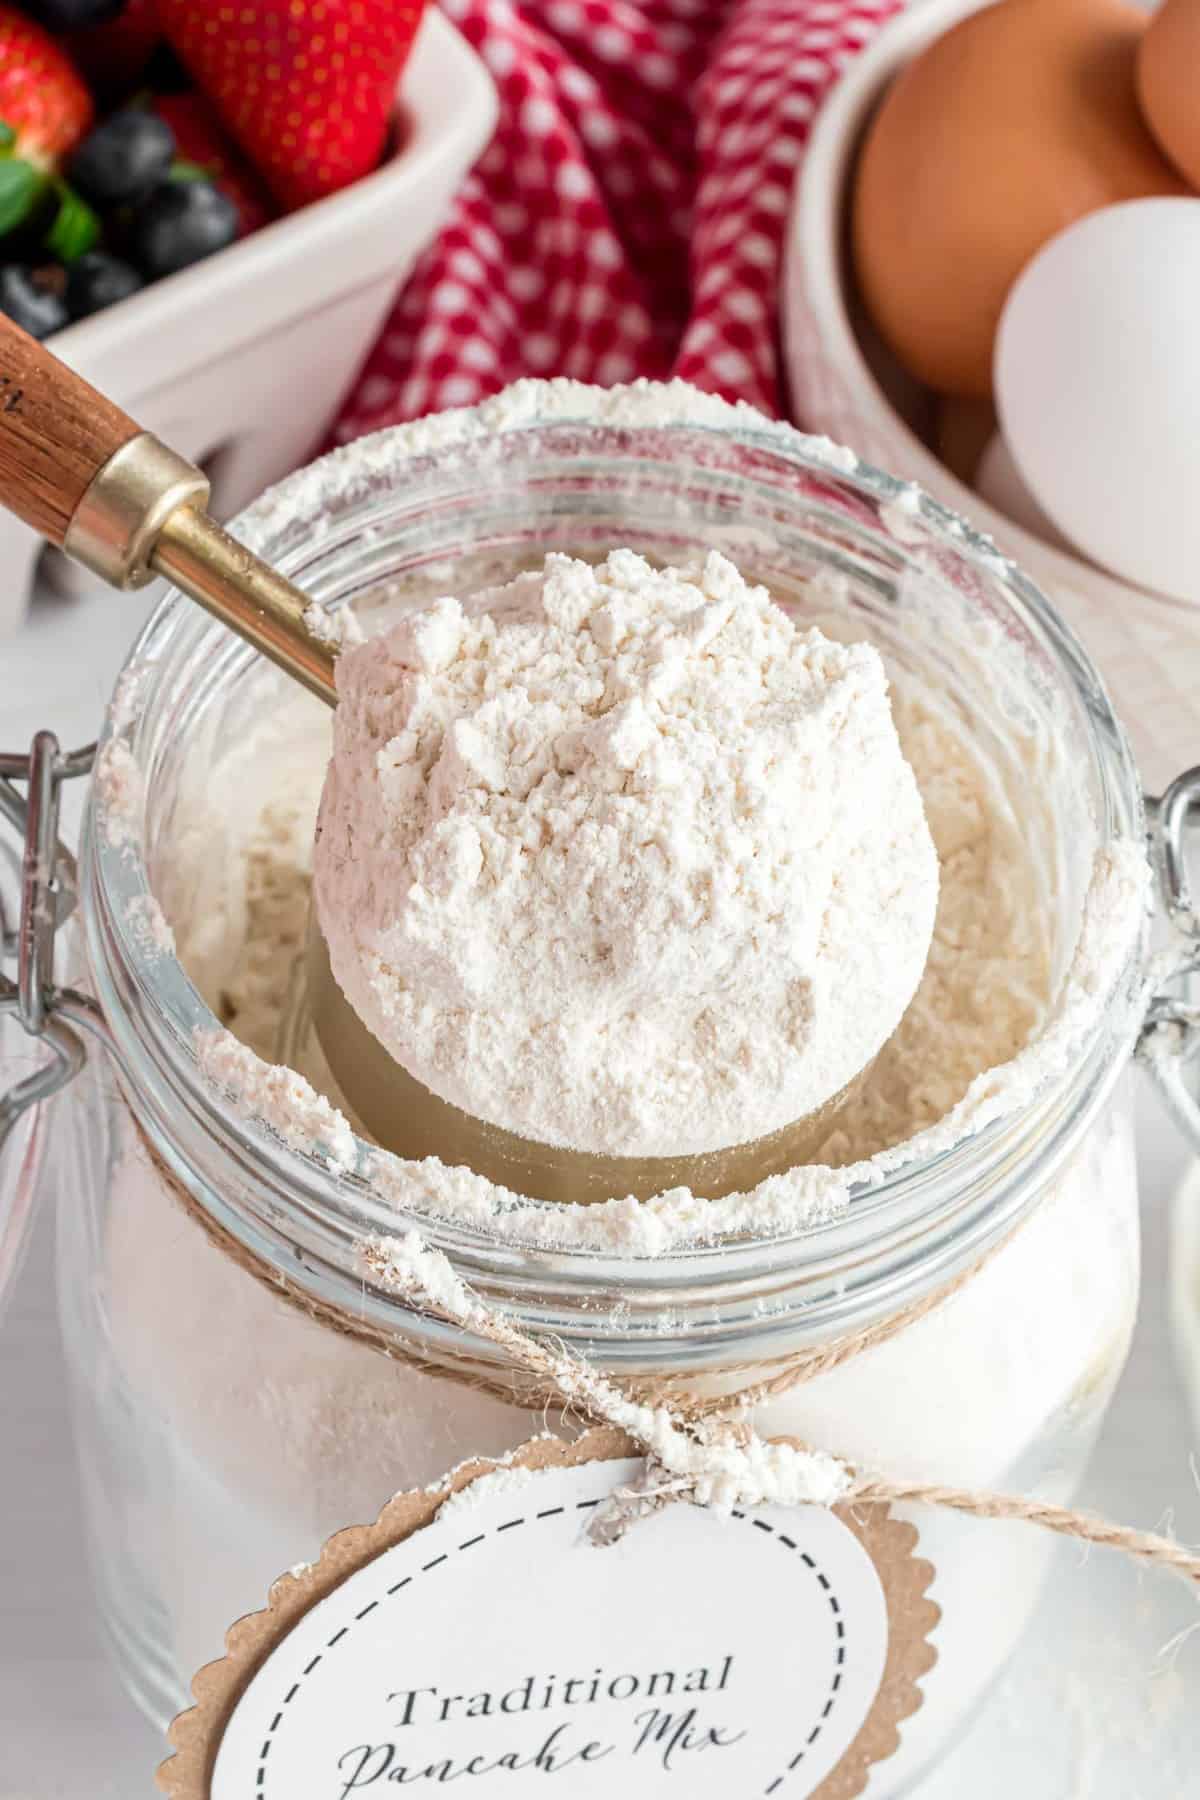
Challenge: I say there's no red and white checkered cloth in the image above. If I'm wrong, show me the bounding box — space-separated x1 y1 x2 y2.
332 0 900 439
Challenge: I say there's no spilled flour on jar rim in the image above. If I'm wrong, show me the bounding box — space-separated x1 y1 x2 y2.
186 833 1147 1254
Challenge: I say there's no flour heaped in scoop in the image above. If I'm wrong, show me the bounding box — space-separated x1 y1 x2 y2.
313 548 939 1157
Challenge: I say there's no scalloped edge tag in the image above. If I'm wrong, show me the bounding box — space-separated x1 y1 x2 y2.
158 1429 938 1800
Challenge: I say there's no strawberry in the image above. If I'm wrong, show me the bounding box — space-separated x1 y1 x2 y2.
157 0 427 212
154 92 277 238
65 0 163 105
0 7 92 169
0 8 94 246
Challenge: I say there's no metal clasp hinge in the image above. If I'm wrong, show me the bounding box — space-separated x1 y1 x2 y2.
0 733 97 1150
1139 766 1200 1155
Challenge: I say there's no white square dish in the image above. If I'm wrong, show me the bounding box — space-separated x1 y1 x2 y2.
0 10 497 638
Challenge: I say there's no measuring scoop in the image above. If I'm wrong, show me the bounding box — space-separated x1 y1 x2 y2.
0 317 874 1203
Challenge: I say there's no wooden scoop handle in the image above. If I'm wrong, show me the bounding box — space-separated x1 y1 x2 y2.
0 313 144 545
0 311 211 595
0 314 338 705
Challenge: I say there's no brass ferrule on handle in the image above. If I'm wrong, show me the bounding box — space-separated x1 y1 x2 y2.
63 431 338 707
0 317 337 705
63 433 210 590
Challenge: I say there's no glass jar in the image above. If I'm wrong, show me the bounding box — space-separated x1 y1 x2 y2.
5 386 1199 1794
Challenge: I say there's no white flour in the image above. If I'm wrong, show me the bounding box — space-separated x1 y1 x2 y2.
124 892 175 958
434 1456 545 1520
156 647 1147 1253
228 379 858 555
368 1228 850 1514
196 1031 356 1174
156 627 1145 1247
93 738 143 848
314 547 938 1155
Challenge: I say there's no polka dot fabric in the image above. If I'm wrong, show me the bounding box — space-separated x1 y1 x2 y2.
334 0 900 437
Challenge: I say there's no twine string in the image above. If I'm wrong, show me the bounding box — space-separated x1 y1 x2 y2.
139 1122 992 1419
363 1231 1200 1588
845 1479 1200 1586
139 1131 1200 1586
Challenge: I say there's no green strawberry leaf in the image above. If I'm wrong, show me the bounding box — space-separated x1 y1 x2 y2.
44 182 100 263
0 161 43 236
0 122 16 153
169 158 212 182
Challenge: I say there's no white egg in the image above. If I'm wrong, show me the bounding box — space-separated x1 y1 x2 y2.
974 433 1073 551
994 197 1200 602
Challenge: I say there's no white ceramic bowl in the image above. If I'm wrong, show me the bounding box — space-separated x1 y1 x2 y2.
783 0 1200 790
0 10 497 638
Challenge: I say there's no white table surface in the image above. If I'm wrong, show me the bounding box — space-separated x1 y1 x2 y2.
1 580 1199 1798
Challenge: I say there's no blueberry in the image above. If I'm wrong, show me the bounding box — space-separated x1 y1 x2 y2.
65 250 143 320
69 110 176 209
129 180 238 280
0 266 68 339
20 0 126 24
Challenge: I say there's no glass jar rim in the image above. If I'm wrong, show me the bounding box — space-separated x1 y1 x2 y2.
79 381 1150 1357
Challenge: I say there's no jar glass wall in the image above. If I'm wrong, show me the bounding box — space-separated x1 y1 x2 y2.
55 1059 1140 1789
49 390 1147 1792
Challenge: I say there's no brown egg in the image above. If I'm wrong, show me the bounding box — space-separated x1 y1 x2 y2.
1138 0 1200 188
934 394 997 484
852 0 1189 399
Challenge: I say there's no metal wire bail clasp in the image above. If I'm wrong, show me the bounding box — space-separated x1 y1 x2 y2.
0 732 96 1151
1140 766 1200 1156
